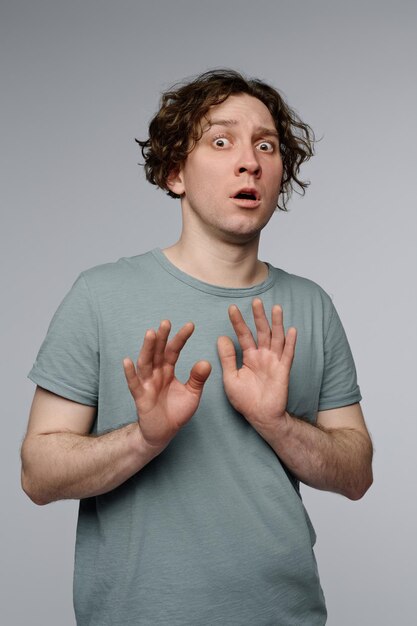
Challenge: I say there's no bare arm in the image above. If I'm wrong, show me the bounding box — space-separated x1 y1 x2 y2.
217 298 373 500
21 388 151 505
21 320 211 505
260 404 373 500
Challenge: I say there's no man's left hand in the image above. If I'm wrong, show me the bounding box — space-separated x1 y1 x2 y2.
217 298 297 436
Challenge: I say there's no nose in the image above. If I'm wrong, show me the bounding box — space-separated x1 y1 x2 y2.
234 144 261 178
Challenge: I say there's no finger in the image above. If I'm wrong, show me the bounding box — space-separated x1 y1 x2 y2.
252 298 271 349
270 305 285 357
136 329 157 379
228 304 257 351
281 327 297 369
217 335 238 377
153 319 171 367
185 360 212 395
164 321 195 367
122 357 142 396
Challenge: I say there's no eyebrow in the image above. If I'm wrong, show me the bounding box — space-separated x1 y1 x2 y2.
205 118 279 139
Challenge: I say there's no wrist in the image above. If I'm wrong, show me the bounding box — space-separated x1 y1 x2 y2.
127 422 164 470
256 410 293 446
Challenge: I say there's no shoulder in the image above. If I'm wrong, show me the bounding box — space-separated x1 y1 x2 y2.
270 265 334 308
78 249 156 293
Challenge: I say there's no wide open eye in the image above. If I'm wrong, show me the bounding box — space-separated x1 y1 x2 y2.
212 136 231 148
256 141 274 152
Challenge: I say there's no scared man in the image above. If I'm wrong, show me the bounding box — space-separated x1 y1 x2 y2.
21 69 373 625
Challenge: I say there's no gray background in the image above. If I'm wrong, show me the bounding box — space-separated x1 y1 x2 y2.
2 1 416 624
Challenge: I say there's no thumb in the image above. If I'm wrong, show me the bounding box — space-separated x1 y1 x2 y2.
185 360 212 394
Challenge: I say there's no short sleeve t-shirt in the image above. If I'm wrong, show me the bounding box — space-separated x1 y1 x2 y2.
28 248 361 626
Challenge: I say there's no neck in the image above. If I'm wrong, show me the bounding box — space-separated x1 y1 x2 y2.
162 231 268 289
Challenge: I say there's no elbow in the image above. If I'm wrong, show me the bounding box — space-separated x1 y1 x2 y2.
346 469 374 501
21 437 53 506
21 442 52 506
21 469 50 506
346 441 374 501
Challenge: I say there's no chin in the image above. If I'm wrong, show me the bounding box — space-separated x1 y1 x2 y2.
218 226 264 244
222 216 271 237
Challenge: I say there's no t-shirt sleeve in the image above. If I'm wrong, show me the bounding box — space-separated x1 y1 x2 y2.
27 272 99 406
318 301 362 411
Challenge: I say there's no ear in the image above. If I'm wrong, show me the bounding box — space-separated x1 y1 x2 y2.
166 167 185 197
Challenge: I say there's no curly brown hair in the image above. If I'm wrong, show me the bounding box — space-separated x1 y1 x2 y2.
136 69 316 211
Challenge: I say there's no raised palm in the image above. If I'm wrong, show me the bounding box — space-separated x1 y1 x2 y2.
217 299 297 435
123 320 211 450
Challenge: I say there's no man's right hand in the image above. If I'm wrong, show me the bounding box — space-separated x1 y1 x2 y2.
123 320 212 451
21 320 211 505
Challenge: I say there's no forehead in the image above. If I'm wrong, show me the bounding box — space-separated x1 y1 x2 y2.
203 93 275 129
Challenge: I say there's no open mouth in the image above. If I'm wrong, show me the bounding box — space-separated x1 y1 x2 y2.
234 192 257 201
231 188 260 202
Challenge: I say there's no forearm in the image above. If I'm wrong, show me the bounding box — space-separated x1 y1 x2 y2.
263 413 373 500
21 422 159 505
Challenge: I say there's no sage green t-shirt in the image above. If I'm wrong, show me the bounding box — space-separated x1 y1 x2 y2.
28 248 361 625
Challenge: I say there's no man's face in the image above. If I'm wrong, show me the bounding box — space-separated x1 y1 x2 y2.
168 93 284 244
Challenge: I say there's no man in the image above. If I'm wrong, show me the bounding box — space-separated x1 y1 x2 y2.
21 69 373 625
